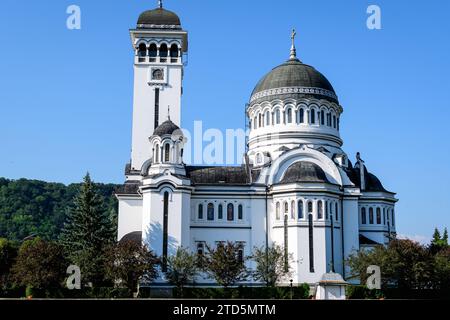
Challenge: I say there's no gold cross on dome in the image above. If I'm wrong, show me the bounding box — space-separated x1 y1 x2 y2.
291 29 296 45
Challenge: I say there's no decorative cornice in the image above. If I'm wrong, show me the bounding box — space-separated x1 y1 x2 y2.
137 24 181 30
250 86 338 103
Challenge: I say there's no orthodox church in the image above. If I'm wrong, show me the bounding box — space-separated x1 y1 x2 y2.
116 2 398 286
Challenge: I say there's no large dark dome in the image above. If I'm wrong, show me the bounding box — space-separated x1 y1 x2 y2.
251 58 338 104
280 161 330 184
137 8 181 29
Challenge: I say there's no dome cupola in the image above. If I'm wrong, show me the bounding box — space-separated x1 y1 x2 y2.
250 29 338 104
246 29 344 164
152 119 180 137
137 1 181 30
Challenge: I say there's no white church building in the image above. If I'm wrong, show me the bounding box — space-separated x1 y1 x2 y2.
116 3 398 286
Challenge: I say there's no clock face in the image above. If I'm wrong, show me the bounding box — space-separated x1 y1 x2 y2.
152 68 164 81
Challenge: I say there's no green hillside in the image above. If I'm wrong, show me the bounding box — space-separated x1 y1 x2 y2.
0 177 119 241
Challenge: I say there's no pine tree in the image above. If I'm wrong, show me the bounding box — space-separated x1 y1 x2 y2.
59 173 114 286
442 228 448 246
432 228 441 245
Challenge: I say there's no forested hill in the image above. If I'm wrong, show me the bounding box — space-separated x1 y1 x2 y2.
0 177 120 241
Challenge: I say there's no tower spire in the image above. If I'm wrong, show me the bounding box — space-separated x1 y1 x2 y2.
158 0 163 9
290 28 297 60
167 105 171 121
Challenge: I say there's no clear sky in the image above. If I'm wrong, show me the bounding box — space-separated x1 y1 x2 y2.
0 0 449 242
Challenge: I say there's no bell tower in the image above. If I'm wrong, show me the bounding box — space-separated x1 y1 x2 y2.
128 1 188 178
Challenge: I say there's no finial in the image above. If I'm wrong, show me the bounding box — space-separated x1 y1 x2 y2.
158 0 163 9
290 28 297 60
167 105 170 121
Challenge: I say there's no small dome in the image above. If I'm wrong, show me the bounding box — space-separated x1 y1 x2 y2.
153 119 180 137
251 59 338 104
280 161 329 184
137 8 181 29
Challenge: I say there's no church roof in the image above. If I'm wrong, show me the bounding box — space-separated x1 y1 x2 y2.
344 165 391 193
186 166 256 185
251 58 338 104
153 119 180 137
115 181 140 195
137 7 181 29
318 272 347 285
279 161 330 184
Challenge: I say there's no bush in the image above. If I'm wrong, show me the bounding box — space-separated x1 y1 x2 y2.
346 285 384 299
170 285 310 299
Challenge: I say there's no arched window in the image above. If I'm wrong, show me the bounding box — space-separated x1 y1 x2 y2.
376 208 381 224
138 43 147 62
265 111 270 126
164 144 170 162
320 110 325 125
207 203 214 221
310 109 316 124
227 203 234 221
275 109 281 124
361 207 367 224
276 202 280 220
299 108 304 123
298 200 304 219
325 201 329 220
149 43 157 62
218 204 223 219
258 113 262 127
308 213 314 272
284 202 289 217
337 118 340 131
170 44 179 62
198 204 203 220
333 115 337 128
308 201 313 214
197 243 204 256
237 248 244 263
327 113 331 126
162 191 169 272
369 207 374 224
318 201 323 219
383 208 386 225
287 108 292 123
238 204 243 220
335 202 339 221
159 44 168 62
253 117 257 129
329 201 333 218
291 200 295 219
154 144 160 163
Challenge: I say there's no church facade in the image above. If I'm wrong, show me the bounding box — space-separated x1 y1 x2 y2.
116 3 398 286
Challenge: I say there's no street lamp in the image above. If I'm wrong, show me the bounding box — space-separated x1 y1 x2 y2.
290 279 293 299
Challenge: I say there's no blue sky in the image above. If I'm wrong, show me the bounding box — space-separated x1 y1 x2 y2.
0 0 449 241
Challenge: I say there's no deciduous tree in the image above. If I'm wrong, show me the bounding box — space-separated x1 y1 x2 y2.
203 241 248 288
252 244 293 287
11 238 66 291
104 240 158 294
165 247 199 297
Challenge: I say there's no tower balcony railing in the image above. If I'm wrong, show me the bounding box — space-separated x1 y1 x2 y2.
135 56 181 64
